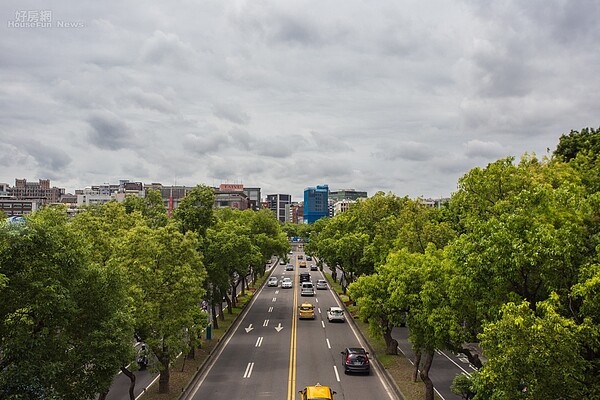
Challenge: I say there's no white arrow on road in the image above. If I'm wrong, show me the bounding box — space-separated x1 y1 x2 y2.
245 324 254 333
275 323 284 332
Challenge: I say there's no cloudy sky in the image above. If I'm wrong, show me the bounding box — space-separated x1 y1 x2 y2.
1 1 599 201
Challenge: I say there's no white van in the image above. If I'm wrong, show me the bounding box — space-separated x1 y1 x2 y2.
301 282 314 297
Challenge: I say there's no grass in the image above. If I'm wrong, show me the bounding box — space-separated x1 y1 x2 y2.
140 272 437 400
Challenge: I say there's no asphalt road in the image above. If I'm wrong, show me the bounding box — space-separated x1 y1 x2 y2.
182 251 397 400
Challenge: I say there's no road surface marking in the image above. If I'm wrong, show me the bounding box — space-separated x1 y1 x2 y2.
244 324 254 333
275 323 284 332
243 362 254 378
321 320 325 328
272 297 277 302
255 337 263 347
263 319 269 327
333 366 341 382
326 338 331 349
268 306 273 312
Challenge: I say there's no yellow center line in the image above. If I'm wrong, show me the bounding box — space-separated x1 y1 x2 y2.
287 264 298 400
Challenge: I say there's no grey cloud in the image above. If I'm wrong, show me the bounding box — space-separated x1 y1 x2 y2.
377 141 434 162
464 140 506 158
309 131 353 152
139 30 196 68
87 110 135 150
213 103 250 125
127 88 175 114
10 139 72 171
183 132 230 156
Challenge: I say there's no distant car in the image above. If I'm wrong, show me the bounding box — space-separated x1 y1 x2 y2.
298 254 303 260
299 272 311 283
299 261 307 268
286 264 294 271
341 347 370 374
279 259 286 265
301 282 314 296
281 277 293 288
306 255 312 261
316 279 327 290
326 307 345 322
299 384 336 400
298 303 315 319
267 277 278 287
310 264 318 271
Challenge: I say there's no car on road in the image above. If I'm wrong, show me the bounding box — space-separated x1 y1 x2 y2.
310 264 318 271
267 277 278 287
301 281 314 296
298 254 303 260
281 277 293 288
298 303 315 319
326 307 345 322
286 264 294 271
306 255 312 261
341 347 370 374
279 259 286 265
300 272 311 283
299 260 307 268
316 279 327 290
298 383 336 399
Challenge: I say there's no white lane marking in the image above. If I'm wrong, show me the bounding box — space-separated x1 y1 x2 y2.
326 338 331 349
275 323 284 332
244 324 254 333
255 337 263 347
263 319 269 327
268 306 273 312
333 366 341 382
317 307 321 314
243 362 254 378
439 350 473 377
321 320 325 328
272 297 277 302
315 298 319 303
275 290 279 294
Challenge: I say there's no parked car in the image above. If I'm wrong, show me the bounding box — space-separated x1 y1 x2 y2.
267 277 278 287
281 277 293 288
298 384 336 400
326 307 345 322
298 303 315 319
316 279 327 290
341 347 370 374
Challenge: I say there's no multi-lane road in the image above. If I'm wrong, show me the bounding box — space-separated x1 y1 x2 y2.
182 250 397 400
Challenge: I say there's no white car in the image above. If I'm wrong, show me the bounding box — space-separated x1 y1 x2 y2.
326 307 345 323
281 277 293 288
267 277 278 287
316 279 328 290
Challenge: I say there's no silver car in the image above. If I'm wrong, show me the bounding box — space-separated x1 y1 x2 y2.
281 277 293 288
316 279 327 290
326 307 345 322
267 277 278 287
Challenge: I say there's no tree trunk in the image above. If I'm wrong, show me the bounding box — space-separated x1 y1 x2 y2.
241 275 246 295
120 366 136 400
98 391 108 400
211 301 218 329
412 349 421 382
225 292 233 314
158 351 170 394
383 325 399 355
419 349 435 400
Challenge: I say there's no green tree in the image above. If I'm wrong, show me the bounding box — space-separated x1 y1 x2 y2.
474 299 587 399
123 189 168 228
0 206 132 399
114 223 206 394
173 184 215 237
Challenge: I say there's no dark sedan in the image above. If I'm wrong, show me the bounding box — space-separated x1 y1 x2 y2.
341 347 370 374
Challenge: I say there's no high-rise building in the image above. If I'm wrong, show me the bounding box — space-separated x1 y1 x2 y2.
9 179 65 204
266 193 291 222
303 184 329 223
329 189 368 202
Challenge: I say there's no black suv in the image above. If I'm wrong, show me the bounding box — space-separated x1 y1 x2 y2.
299 272 311 283
341 347 370 374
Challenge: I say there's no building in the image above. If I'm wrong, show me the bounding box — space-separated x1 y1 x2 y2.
8 179 65 204
303 184 329 223
266 193 292 222
329 189 368 202
333 199 357 216
288 202 304 224
419 197 451 208
243 187 262 211
215 183 251 210
0 198 42 217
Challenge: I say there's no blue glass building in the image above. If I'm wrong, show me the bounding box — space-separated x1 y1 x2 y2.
303 184 329 223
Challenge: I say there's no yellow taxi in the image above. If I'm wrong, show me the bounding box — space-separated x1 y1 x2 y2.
298 383 336 400
299 260 307 268
298 303 315 319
